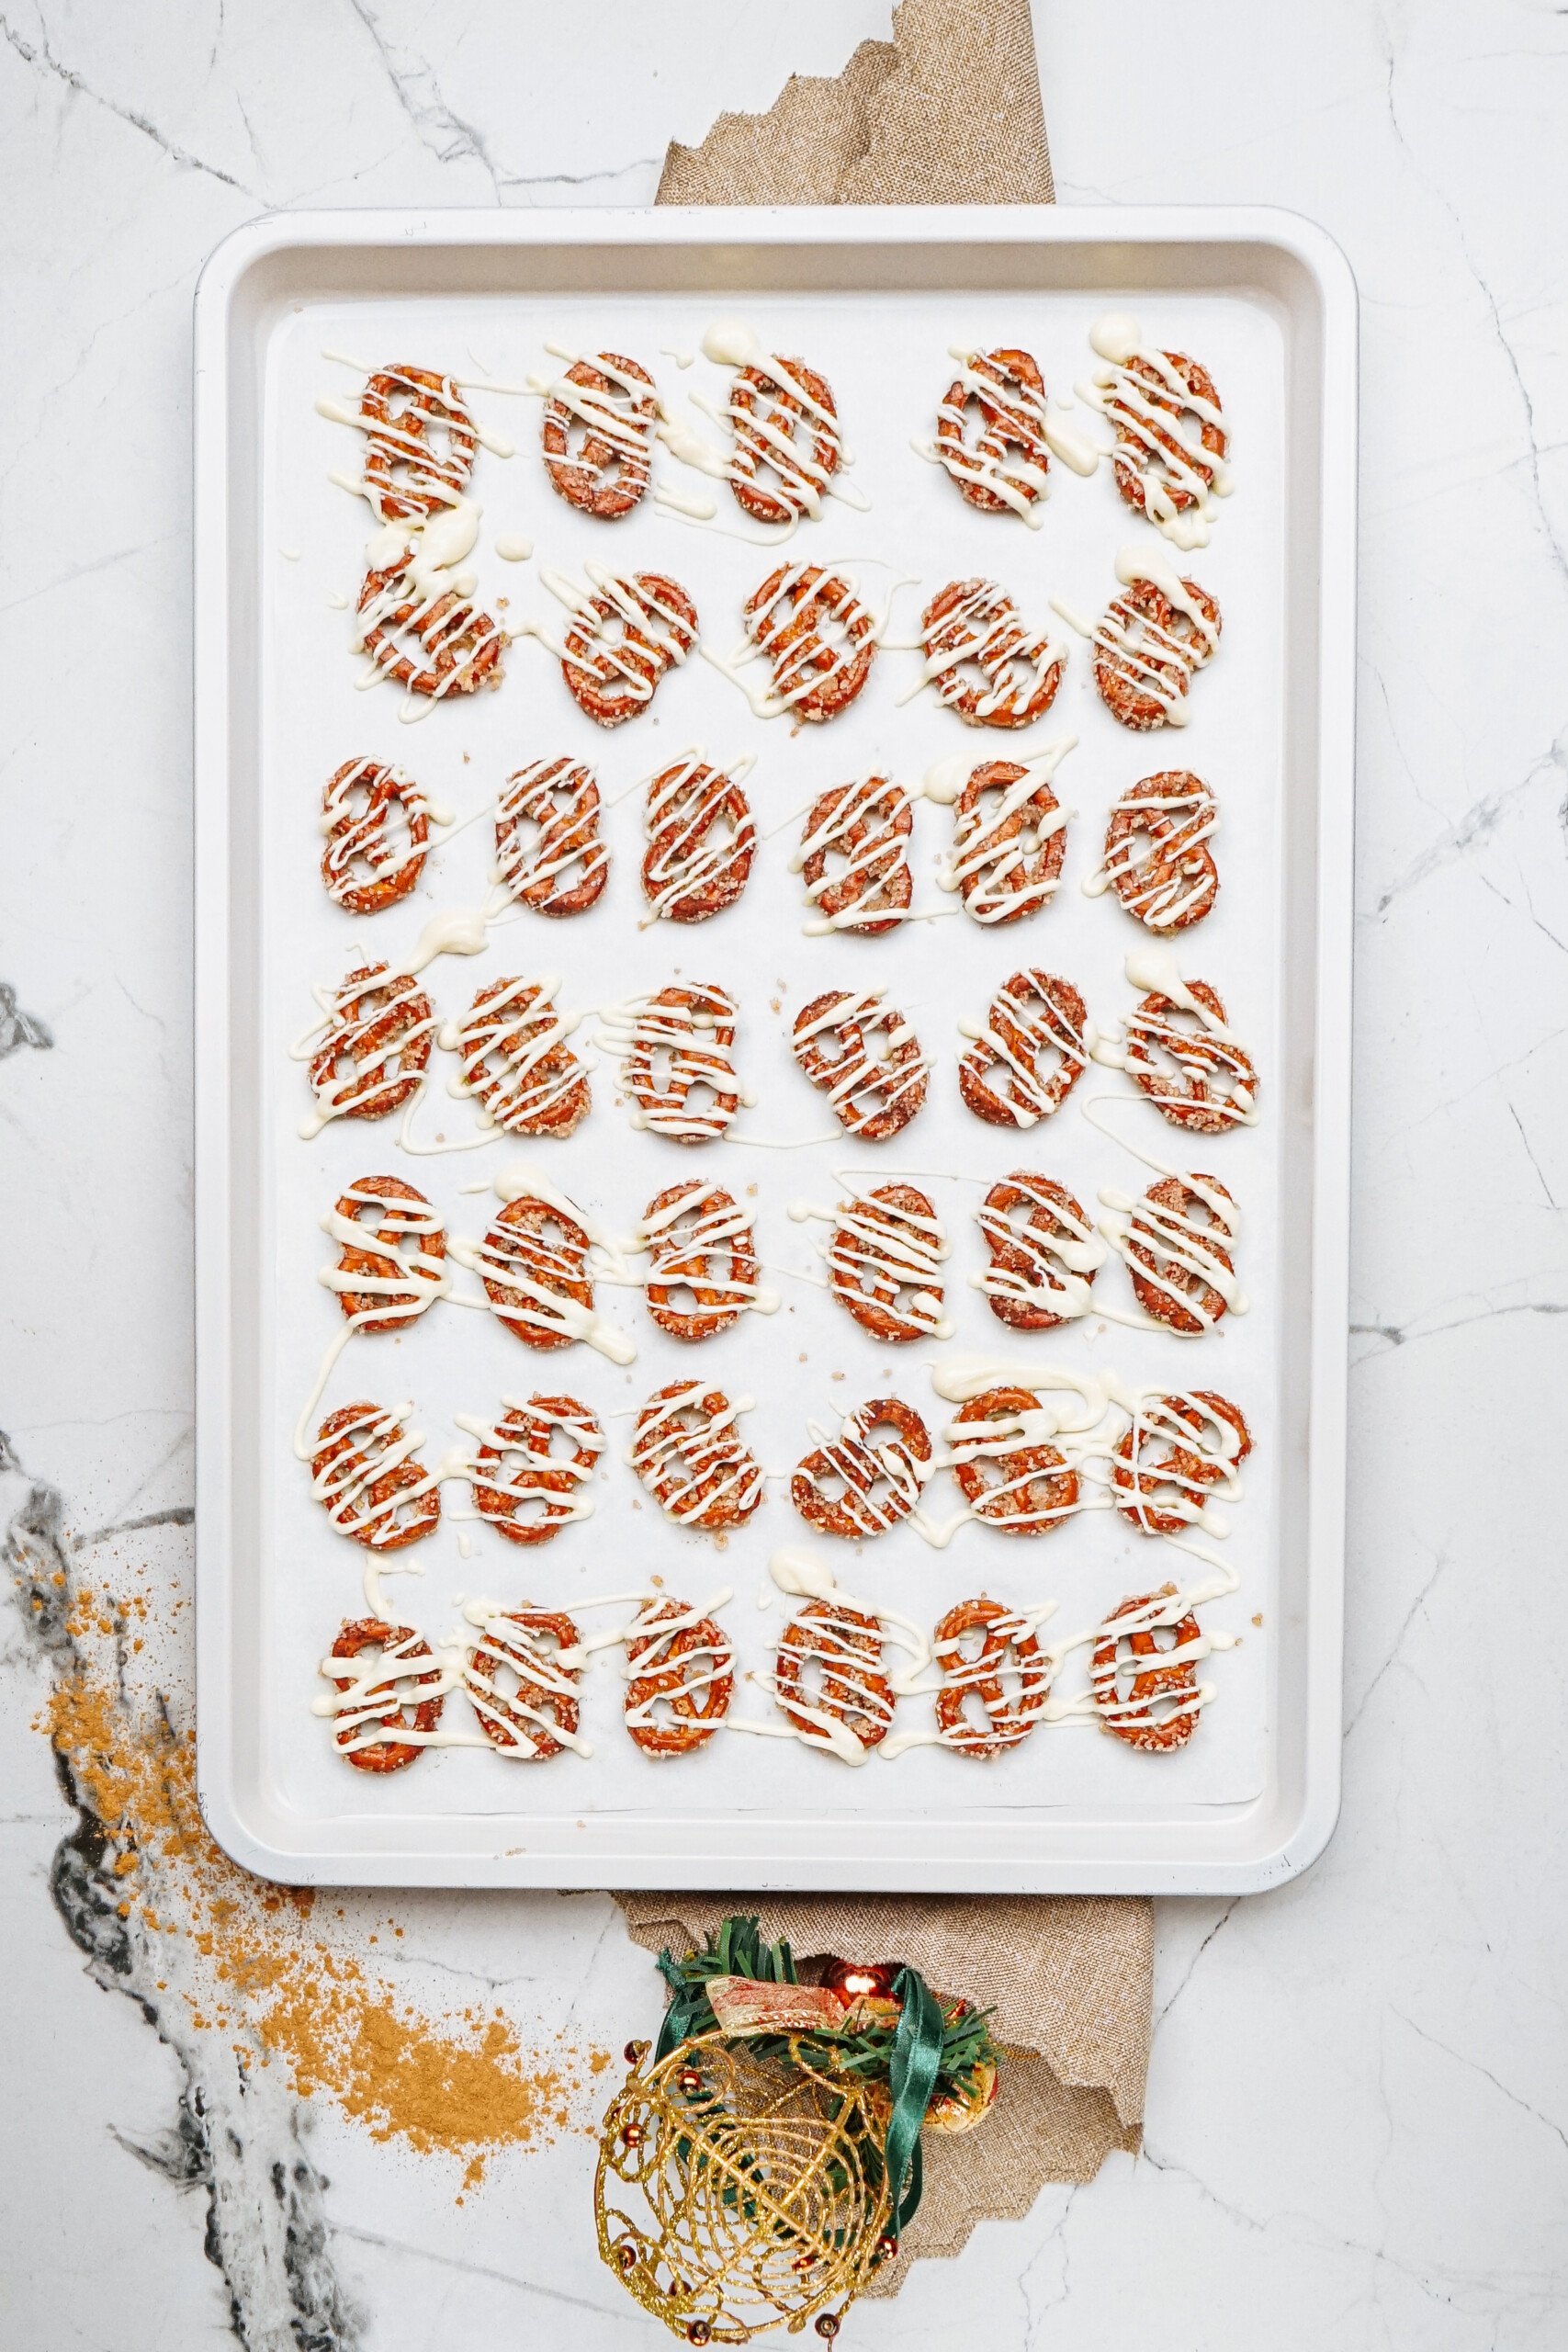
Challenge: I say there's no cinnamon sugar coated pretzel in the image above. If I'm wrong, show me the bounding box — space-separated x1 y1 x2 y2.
792 1396 933 1541
630 1385 763 1531
560 571 697 726
307 965 434 1129
727 356 841 525
1091 1586 1207 1752
919 579 1065 728
976 1174 1103 1330
1115 1172 1242 1336
321 760 431 913
468 1396 604 1544
640 1183 761 1340
329 1177 446 1330
611 983 744 1143
641 756 756 924
1111 1391 1252 1537
949 1385 1081 1535
474 1195 596 1349
823 1183 949 1344
623 1597 735 1755
358 364 477 521
796 777 914 935
355 558 503 700
310 1403 440 1550
1090 773 1219 932
494 759 609 918
934 348 1052 516
931 1598 1053 1755
321 1620 446 1772
743 564 877 722
465 1609 583 1757
959 969 1089 1129
542 353 658 519
1105 350 1228 531
774 1599 896 1753
792 989 931 1140
1093 571 1220 729
944 758 1069 925
1123 980 1258 1132
448 977 591 1136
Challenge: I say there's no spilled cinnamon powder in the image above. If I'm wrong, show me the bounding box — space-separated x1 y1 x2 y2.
40 1593 612 2189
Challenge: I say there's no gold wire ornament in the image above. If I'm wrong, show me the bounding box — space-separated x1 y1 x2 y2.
594 2030 895 2343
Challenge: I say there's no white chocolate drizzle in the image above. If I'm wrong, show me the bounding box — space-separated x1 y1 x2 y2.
939 739 1076 925
1080 315 1230 551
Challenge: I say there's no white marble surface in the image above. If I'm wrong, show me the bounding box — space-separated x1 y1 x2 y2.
3 2 1565 2345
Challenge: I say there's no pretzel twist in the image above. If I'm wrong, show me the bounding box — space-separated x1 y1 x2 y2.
560 571 697 727
641 757 756 924
358 363 477 521
743 563 876 722
474 1196 596 1350
1117 1172 1241 1335
792 989 931 1140
796 777 914 935
948 1385 1081 1535
640 1183 761 1340
976 1174 1102 1330
959 968 1089 1129
465 1608 584 1758
469 1396 604 1544
308 963 434 1127
321 759 432 914
623 1596 735 1755
542 352 657 520
1091 1585 1206 1751
792 1396 933 1541
1107 350 1227 527
931 1598 1053 1755
329 1177 447 1331
825 1182 949 1345
1093 572 1220 730
310 1402 440 1549
1091 772 1219 932
630 1384 763 1531
1111 1390 1253 1537
321 1619 446 1771
919 579 1065 728
1123 980 1257 1133
943 758 1067 925
449 977 591 1136
355 558 503 699
934 346 1052 515
773 1600 896 1753
728 356 841 526
495 758 609 918
614 983 743 1143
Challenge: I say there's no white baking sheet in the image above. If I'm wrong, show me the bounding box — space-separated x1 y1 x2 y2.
259 283 1285 1834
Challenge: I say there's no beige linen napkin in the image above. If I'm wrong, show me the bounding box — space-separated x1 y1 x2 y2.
626 0 1149 2290
658 0 1054 207
614 1893 1147 2288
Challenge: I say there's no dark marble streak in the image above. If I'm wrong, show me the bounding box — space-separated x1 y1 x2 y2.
0 981 52 1056
2 1432 364 2352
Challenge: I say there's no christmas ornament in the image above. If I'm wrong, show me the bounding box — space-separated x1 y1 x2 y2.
594 1916 1001 2341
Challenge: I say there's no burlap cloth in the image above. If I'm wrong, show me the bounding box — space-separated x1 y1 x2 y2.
620 2 1149 2291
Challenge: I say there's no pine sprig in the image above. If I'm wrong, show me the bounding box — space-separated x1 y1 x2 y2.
655 1916 999 2096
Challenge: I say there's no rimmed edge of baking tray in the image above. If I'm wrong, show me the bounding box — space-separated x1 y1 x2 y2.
194 204 1356 1892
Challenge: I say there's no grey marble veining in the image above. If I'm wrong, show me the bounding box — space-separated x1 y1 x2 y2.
3 1 1567 2346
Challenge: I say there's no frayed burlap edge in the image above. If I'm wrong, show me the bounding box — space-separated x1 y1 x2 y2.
656 0 1054 209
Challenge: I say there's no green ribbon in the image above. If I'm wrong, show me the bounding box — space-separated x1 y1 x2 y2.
880 1965 944 2238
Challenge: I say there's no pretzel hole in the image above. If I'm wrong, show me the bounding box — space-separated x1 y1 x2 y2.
340 1642 427 1727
